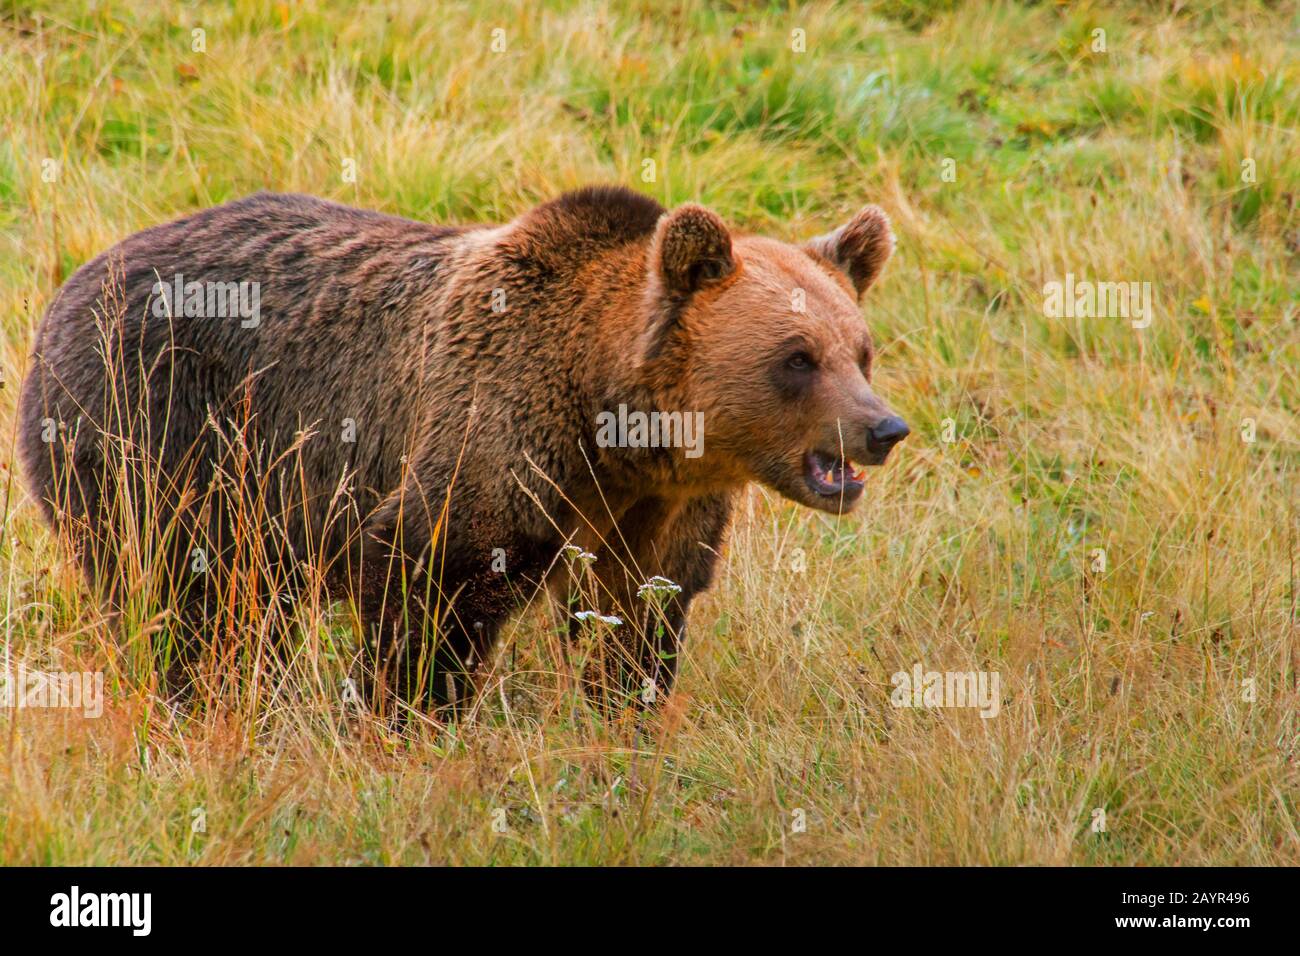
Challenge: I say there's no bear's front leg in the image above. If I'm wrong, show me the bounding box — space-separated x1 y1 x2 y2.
582 493 732 711
349 487 485 719
352 545 474 719
351 487 547 720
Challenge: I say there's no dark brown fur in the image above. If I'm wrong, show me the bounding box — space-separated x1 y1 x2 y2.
18 186 904 714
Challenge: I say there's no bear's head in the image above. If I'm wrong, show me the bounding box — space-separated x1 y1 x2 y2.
639 202 908 514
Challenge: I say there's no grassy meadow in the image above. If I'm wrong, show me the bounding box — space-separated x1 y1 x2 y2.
1 0 1298 865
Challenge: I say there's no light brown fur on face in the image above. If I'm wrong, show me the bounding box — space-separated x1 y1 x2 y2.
644 212 906 514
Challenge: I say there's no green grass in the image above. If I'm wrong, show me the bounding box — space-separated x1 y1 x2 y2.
1 0 1298 865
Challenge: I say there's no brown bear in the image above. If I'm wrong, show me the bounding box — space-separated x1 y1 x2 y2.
18 186 907 714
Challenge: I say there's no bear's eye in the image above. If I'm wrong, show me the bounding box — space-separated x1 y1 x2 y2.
786 352 815 371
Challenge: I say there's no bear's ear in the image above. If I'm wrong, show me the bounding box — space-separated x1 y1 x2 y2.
642 204 735 361
804 205 895 299
651 203 734 296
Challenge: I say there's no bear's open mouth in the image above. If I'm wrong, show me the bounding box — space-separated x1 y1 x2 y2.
803 449 866 501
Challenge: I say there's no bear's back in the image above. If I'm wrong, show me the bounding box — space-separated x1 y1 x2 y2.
19 193 470 543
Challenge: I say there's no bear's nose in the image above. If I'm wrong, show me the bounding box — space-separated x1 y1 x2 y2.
867 416 910 454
